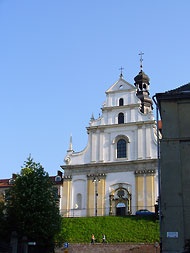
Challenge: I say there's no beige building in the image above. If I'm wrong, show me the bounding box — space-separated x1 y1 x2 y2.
0 173 63 210
61 68 159 217
156 83 190 253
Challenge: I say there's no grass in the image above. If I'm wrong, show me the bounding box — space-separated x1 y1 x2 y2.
55 216 160 244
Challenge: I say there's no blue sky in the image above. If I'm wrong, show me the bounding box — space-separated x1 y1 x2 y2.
0 0 190 178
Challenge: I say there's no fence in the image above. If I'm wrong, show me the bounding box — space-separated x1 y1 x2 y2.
60 205 158 217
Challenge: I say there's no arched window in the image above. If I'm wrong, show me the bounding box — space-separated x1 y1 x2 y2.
118 112 124 124
117 139 127 158
119 98 124 106
76 193 82 209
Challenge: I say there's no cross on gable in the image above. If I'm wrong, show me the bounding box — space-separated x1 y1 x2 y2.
119 66 124 77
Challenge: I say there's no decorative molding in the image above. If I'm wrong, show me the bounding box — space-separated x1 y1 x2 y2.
87 173 106 180
63 175 72 181
134 169 156 175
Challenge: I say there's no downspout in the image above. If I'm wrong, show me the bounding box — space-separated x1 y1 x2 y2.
152 95 162 251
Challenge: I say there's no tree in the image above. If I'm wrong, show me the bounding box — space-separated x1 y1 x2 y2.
0 201 7 241
5 156 61 250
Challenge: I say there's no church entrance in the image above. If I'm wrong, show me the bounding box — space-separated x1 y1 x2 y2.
109 183 132 216
116 202 126 216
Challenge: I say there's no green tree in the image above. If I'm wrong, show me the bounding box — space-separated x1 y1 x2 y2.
5 156 61 249
0 200 8 241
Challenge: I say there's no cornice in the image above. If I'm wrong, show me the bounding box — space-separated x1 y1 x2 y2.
105 88 136 94
101 104 139 111
61 158 158 171
86 120 156 131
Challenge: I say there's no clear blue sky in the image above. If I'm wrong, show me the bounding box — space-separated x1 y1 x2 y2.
0 0 190 179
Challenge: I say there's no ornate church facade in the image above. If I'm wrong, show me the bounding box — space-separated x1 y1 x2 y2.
61 67 158 217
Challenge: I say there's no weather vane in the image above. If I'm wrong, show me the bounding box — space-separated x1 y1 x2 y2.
139 51 144 70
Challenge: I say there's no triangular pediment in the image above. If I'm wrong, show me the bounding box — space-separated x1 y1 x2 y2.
106 77 135 93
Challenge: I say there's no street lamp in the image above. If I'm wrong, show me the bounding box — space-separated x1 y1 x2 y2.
92 176 100 216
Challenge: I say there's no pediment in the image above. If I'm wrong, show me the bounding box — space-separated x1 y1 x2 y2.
106 77 135 93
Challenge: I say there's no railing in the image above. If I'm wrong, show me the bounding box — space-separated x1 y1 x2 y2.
60 205 158 217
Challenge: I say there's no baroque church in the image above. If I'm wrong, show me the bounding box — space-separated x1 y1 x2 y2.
61 64 158 217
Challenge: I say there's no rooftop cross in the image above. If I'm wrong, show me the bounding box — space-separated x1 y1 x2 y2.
139 51 144 70
119 66 124 78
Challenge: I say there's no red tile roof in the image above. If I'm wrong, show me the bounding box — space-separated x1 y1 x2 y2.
0 179 10 188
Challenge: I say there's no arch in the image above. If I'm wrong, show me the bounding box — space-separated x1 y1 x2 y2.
118 112 124 124
113 135 130 159
119 98 124 106
117 139 126 158
109 184 132 216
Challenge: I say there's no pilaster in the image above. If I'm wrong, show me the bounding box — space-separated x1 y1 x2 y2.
135 169 156 211
61 176 72 217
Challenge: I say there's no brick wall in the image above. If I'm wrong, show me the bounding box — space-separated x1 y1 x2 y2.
56 243 160 253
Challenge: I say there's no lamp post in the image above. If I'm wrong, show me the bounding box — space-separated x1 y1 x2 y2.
92 176 100 216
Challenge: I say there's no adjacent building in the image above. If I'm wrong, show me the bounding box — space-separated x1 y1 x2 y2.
156 83 190 253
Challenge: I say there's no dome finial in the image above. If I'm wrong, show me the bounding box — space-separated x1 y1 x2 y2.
119 66 124 78
138 51 144 70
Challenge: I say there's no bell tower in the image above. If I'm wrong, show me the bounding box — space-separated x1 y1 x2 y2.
134 52 153 114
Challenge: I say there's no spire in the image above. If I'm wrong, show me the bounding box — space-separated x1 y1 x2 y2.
67 134 73 152
90 113 95 121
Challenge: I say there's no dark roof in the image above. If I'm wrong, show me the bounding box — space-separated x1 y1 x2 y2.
155 82 190 107
165 83 190 95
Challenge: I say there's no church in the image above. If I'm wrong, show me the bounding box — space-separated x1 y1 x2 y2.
61 63 159 217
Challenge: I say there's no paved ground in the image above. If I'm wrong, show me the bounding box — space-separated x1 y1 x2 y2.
55 243 160 253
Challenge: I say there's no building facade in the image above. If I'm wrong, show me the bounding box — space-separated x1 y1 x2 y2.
61 68 159 217
156 83 190 253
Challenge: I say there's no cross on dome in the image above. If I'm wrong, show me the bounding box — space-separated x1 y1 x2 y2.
139 51 144 70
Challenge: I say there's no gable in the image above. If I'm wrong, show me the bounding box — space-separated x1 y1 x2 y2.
106 77 136 94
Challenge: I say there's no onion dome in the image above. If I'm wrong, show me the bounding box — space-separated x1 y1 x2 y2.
134 70 150 92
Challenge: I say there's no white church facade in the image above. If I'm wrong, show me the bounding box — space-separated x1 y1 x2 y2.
61 67 158 217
